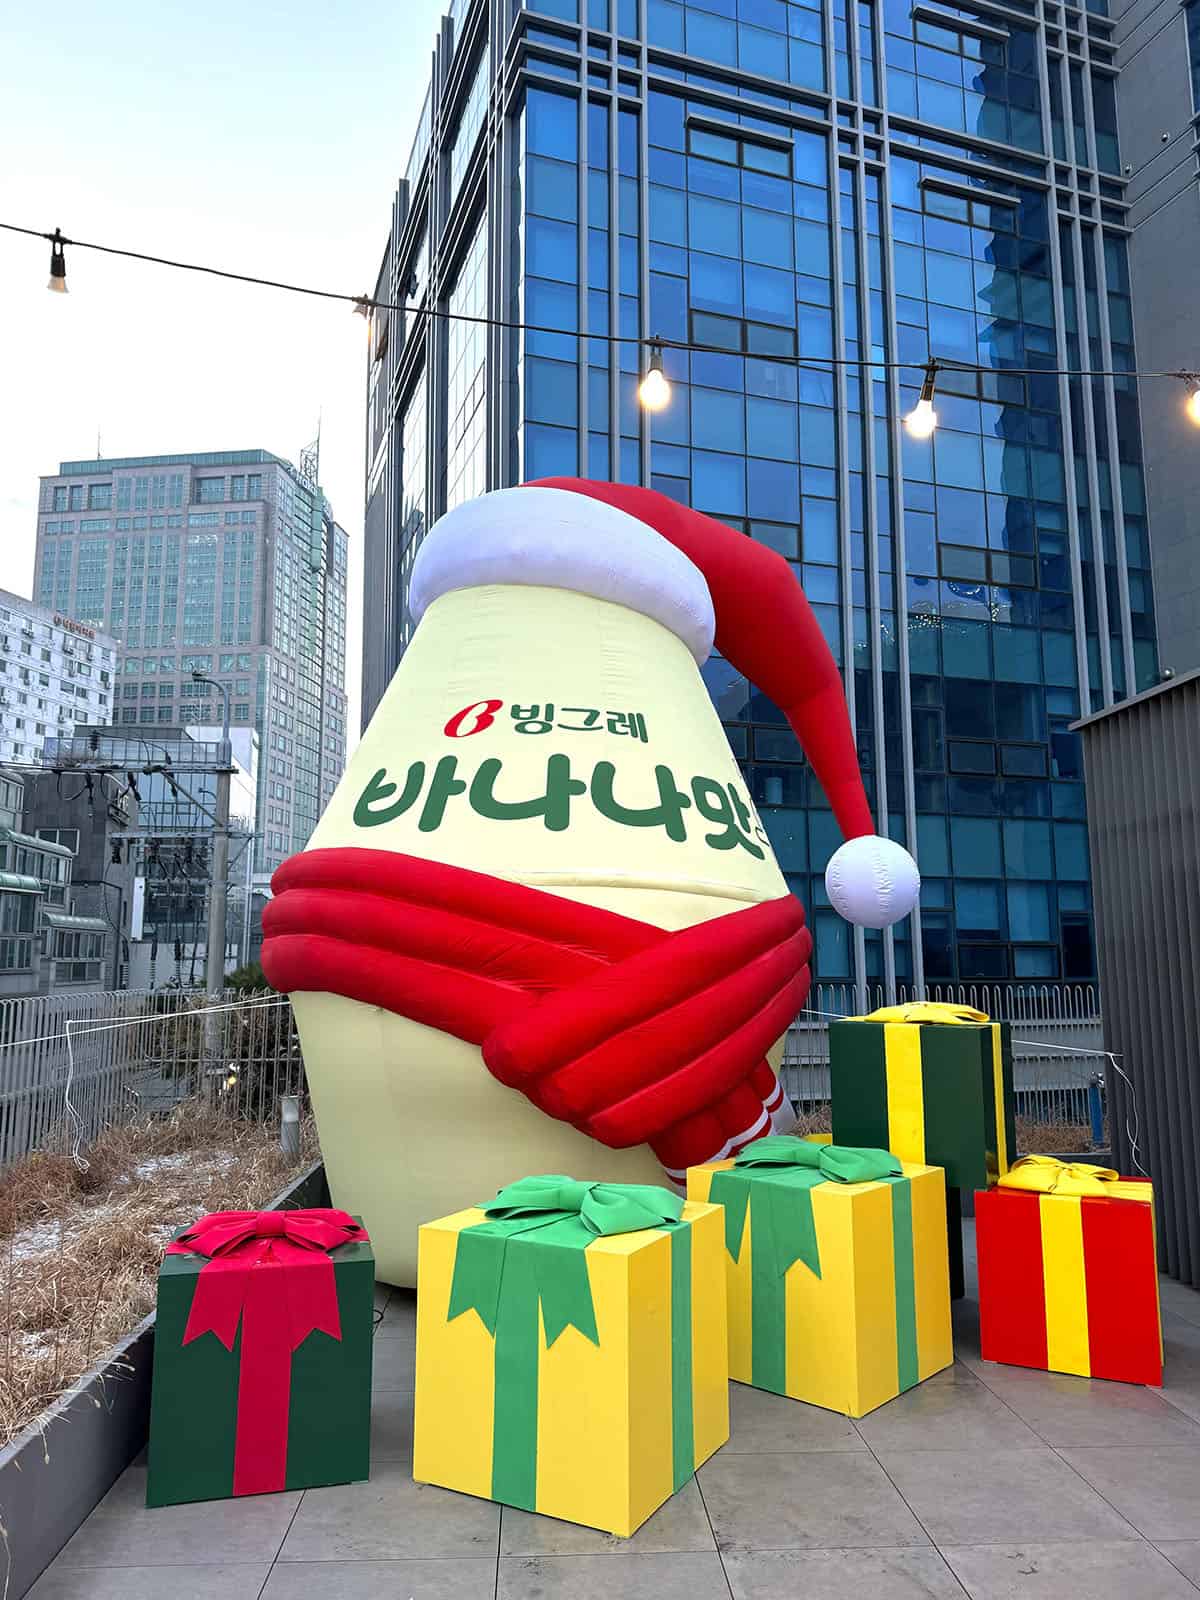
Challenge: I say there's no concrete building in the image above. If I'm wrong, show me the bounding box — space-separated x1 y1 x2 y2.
35 450 349 877
20 769 136 990
1111 0 1200 675
0 769 110 996
0 590 115 765
362 0 1160 991
41 722 259 990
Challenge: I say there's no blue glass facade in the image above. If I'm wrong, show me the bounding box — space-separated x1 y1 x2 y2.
363 0 1158 990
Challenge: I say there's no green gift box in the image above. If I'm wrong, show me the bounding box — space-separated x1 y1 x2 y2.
147 1208 374 1508
829 1003 1016 1191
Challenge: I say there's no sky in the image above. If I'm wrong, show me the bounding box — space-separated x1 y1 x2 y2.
1 0 450 740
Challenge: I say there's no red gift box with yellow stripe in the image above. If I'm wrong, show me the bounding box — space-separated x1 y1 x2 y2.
976 1157 1162 1386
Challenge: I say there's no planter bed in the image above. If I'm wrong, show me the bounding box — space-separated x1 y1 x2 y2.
0 1155 327 1599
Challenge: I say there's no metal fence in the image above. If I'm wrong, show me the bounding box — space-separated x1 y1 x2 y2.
781 982 1106 1142
0 980 1108 1171
0 988 306 1168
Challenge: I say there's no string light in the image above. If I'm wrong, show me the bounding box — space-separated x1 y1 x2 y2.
47 228 67 294
904 360 939 439
4 218 1200 400
637 340 671 412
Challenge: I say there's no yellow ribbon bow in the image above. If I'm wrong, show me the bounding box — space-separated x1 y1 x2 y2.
999 1154 1124 1197
851 1002 989 1025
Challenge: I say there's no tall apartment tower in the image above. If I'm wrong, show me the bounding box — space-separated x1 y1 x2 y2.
363 0 1161 991
35 450 349 875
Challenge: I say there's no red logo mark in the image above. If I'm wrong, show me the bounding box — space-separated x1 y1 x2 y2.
444 699 503 737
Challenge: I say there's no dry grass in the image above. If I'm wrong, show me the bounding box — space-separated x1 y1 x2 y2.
1015 1113 1099 1155
0 1102 318 1448
782 1105 1098 1156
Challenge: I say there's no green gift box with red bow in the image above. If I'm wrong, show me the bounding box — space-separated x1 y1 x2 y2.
147 1208 374 1507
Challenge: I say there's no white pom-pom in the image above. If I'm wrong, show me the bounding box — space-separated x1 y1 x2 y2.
825 836 921 929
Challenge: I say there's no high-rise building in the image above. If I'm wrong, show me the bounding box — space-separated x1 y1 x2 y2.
1111 0 1200 675
0 588 116 764
35 450 349 876
363 0 1162 990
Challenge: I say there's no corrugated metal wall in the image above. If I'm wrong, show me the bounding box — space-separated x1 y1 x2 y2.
1078 670 1200 1286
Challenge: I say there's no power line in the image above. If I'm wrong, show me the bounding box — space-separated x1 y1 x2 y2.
4 217 1198 386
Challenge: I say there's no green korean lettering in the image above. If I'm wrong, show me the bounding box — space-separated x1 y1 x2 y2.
469 754 587 832
418 755 468 832
353 763 425 829
591 760 692 842
691 776 766 859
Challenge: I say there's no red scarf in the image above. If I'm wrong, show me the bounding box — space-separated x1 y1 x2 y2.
262 847 811 1175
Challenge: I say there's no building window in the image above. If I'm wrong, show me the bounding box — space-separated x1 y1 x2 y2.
445 224 488 511
52 487 68 512
36 828 80 853
194 477 225 504
87 484 112 510
686 122 792 177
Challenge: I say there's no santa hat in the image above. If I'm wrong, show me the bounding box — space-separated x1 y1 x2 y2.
410 477 920 929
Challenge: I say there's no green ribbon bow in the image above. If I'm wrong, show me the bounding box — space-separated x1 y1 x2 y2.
447 1176 693 1510
709 1137 916 1396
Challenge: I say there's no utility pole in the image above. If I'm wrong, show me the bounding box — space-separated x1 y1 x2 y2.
192 672 233 1007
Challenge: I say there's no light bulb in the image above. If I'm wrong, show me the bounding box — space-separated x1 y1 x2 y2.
904 396 938 439
47 229 67 295
638 342 672 412
1188 385 1200 427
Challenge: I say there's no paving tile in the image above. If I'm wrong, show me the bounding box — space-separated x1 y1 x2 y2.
372 1283 390 1312
29 1565 271 1600
376 1287 416 1332
498 1551 730 1599
278 1456 498 1561
1155 1542 1200 1585
1161 1282 1200 1329
370 1329 414 1390
722 1546 965 1599
875 1447 1137 1545
698 1450 929 1553
969 1366 1200 1447
499 1477 714 1555
856 1365 1043 1452
940 1540 1200 1598
370 1387 414 1463
54 1463 301 1568
723 1382 864 1453
1059 1446 1200 1540
262 1556 497 1599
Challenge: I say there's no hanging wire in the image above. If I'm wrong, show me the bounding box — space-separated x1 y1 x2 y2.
3 218 1198 386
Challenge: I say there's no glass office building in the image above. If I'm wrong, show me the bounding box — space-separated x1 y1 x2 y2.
363 0 1158 990
37 452 349 878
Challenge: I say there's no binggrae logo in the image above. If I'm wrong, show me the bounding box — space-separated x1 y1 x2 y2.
444 700 649 742
353 753 769 859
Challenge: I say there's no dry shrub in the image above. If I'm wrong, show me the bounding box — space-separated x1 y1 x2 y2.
0 1100 319 1447
1015 1113 1097 1155
785 1105 833 1136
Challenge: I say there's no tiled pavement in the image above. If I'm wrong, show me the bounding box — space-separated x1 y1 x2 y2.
30 1225 1200 1599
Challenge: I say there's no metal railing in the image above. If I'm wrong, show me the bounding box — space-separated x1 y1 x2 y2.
781 982 1106 1144
0 980 1107 1171
0 988 306 1168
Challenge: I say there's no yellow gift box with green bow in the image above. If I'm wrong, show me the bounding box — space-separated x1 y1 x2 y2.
413 1177 729 1537
688 1138 953 1418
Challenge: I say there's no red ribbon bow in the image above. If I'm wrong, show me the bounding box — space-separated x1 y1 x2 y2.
166 1208 369 1497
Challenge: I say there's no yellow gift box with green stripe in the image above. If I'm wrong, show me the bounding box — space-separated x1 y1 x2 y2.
688 1138 953 1418
830 1003 1016 1190
413 1177 729 1537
